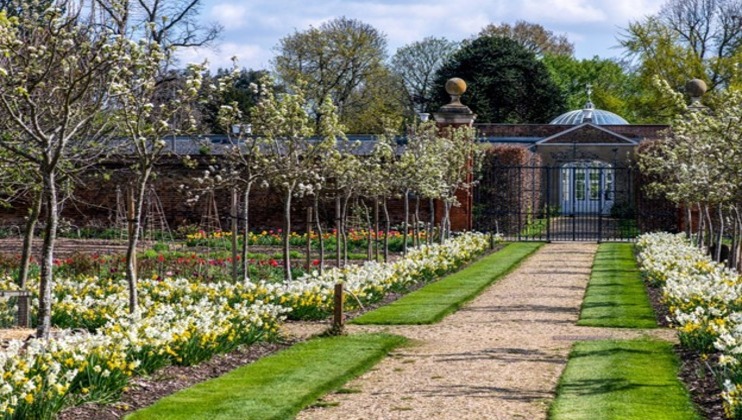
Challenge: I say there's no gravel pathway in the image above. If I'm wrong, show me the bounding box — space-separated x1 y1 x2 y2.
297 242 675 420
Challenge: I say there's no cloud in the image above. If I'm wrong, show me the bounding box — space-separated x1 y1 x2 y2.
176 42 272 70
210 3 249 30
196 0 668 69
517 0 606 24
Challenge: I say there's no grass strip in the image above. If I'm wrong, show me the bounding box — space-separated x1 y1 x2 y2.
550 339 699 420
578 242 657 328
352 242 543 325
126 333 407 420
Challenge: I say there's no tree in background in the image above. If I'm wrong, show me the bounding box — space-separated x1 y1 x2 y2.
391 36 459 115
93 0 221 64
273 17 391 132
199 67 269 134
543 54 636 120
479 20 574 57
432 36 566 123
619 0 742 121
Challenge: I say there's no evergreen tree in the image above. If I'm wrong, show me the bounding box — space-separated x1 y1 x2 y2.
432 36 566 123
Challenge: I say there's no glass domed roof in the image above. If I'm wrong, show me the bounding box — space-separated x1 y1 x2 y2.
550 101 628 125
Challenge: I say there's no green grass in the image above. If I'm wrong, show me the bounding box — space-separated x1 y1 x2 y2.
352 242 543 325
550 339 700 420
578 243 657 328
126 333 407 420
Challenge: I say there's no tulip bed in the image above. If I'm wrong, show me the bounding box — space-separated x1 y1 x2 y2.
636 232 742 418
0 232 493 419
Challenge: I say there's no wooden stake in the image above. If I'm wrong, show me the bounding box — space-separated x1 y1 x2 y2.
333 283 344 333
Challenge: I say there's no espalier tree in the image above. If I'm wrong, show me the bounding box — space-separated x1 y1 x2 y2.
639 78 742 268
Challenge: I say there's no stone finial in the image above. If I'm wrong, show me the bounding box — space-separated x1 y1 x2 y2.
434 77 475 126
445 78 467 105
686 78 707 107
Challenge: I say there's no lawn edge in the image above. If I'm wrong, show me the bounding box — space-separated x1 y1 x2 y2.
125 333 407 420
352 242 544 325
576 242 658 329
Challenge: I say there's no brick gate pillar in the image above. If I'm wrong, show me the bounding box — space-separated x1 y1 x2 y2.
433 78 477 231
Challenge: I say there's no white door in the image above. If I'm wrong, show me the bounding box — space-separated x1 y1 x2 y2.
560 162 614 215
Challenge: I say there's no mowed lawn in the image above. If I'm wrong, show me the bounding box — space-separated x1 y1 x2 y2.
127 333 407 420
578 242 657 328
352 242 543 325
550 340 699 420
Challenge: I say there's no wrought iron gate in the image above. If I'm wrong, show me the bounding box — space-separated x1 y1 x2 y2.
473 164 677 242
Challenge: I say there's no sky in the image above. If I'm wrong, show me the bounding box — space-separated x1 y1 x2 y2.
178 0 667 71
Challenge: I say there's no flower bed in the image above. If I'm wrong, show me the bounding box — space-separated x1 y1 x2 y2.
0 232 494 418
636 232 742 418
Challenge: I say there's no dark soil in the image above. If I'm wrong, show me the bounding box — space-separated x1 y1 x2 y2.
645 282 725 419
56 341 291 420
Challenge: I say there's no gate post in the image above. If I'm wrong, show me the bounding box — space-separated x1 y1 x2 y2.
433 78 477 232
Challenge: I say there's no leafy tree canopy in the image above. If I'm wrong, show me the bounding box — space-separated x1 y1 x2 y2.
619 0 742 121
273 16 392 131
542 54 636 121
432 36 566 123
479 20 574 57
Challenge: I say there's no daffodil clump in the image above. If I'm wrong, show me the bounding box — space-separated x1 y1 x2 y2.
0 232 492 418
636 232 742 418
277 231 496 319
0 289 285 419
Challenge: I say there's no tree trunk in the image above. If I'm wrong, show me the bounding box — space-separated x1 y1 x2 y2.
686 204 692 240
705 205 714 252
305 205 312 269
717 206 724 262
231 187 239 282
242 183 252 282
37 171 58 339
283 189 293 281
314 195 325 274
697 203 705 249
342 194 351 265
414 196 420 248
374 197 380 261
18 189 43 289
335 195 342 268
403 189 409 255
428 198 435 245
441 201 452 244
362 200 372 261
383 197 390 262
125 172 151 314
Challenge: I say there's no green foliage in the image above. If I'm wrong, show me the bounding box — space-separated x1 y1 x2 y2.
274 17 395 131
550 340 699 420
432 36 566 123
478 20 574 57
618 0 742 121
127 334 407 420
578 243 657 328
353 242 542 325
542 54 636 119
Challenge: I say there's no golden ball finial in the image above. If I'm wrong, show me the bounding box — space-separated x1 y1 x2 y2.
445 78 467 96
